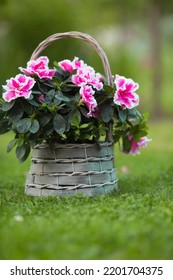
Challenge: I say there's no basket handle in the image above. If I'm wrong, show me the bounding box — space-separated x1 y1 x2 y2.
30 31 114 141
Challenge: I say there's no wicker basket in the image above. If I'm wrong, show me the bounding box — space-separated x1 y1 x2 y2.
25 31 118 197
25 142 118 196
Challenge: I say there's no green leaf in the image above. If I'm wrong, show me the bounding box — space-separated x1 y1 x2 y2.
16 118 32 133
68 109 81 124
133 130 148 142
128 108 137 118
80 123 93 133
53 61 59 67
16 144 27 160
38 113 52 127
6 138 17 153
80 123 90 131
17 138 24 146
118 109 127 123
55 92 70 102
80 107 89 118
53 114 66 134
79 133 91 140
16 143 31 162
37 81 50 94
0 119 10 134
31 90 42 95
8 105 24 123
100 103 114 122
27 99 40 107
19 144 31 163
122 135 131 153
72 115 80 126
54 98 62 106
44 123 54 136
1 100 15 111
22 101 35 114
113 132 121 143
44 89 55 104
80 123 90 129
29 119 40 133
65 122 70 132
128 108 142 120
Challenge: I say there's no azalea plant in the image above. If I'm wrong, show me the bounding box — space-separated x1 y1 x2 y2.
0 56 150 162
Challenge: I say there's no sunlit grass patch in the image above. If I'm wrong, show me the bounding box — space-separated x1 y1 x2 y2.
0 121 173 260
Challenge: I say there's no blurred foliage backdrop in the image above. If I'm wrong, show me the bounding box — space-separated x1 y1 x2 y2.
0 0 173 118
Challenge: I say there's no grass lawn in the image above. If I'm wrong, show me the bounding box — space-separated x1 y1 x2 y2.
0 120 173 260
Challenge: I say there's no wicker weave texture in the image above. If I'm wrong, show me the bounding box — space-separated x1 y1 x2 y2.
25 142 118 197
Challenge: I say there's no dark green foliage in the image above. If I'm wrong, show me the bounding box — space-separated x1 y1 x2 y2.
118 108 127 123
100 102 114 122
16 118 32 133
29 119 40 134
0 62 149 162
0 119 9 134
6 138 17 153
53 114 66 134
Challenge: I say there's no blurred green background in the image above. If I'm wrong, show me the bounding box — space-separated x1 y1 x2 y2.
0 0 173 118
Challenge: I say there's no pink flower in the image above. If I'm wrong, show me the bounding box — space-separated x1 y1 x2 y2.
2 74 35 102
19 56 56 79
59 57 85 73
59 57 103 91
72 57 85 69
114 75 139 109
72 68 88 85
90 73 103 90
128 135 151 155
79 85 97 117
38 94 44 103
72 65 103 90
58 59 74 73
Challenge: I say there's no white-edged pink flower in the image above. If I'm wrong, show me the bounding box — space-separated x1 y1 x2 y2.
59 57 85 73
58 59 74 73
128 135 151 155
2 74 35 102
19 56 56 79
72 67 88 85
72 57 85 69
90 72 103 90
59 57 103 91
79 85 97 117
114 75 139 109
72 65 103 90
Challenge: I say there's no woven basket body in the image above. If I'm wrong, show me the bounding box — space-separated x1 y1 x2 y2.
25 142 118 197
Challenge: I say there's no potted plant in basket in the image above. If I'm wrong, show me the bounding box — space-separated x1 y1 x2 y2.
0 32 150 197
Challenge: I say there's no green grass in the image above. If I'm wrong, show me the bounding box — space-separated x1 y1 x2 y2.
0 121 173 260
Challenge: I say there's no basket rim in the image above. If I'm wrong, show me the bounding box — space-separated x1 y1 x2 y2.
34 141 114 150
